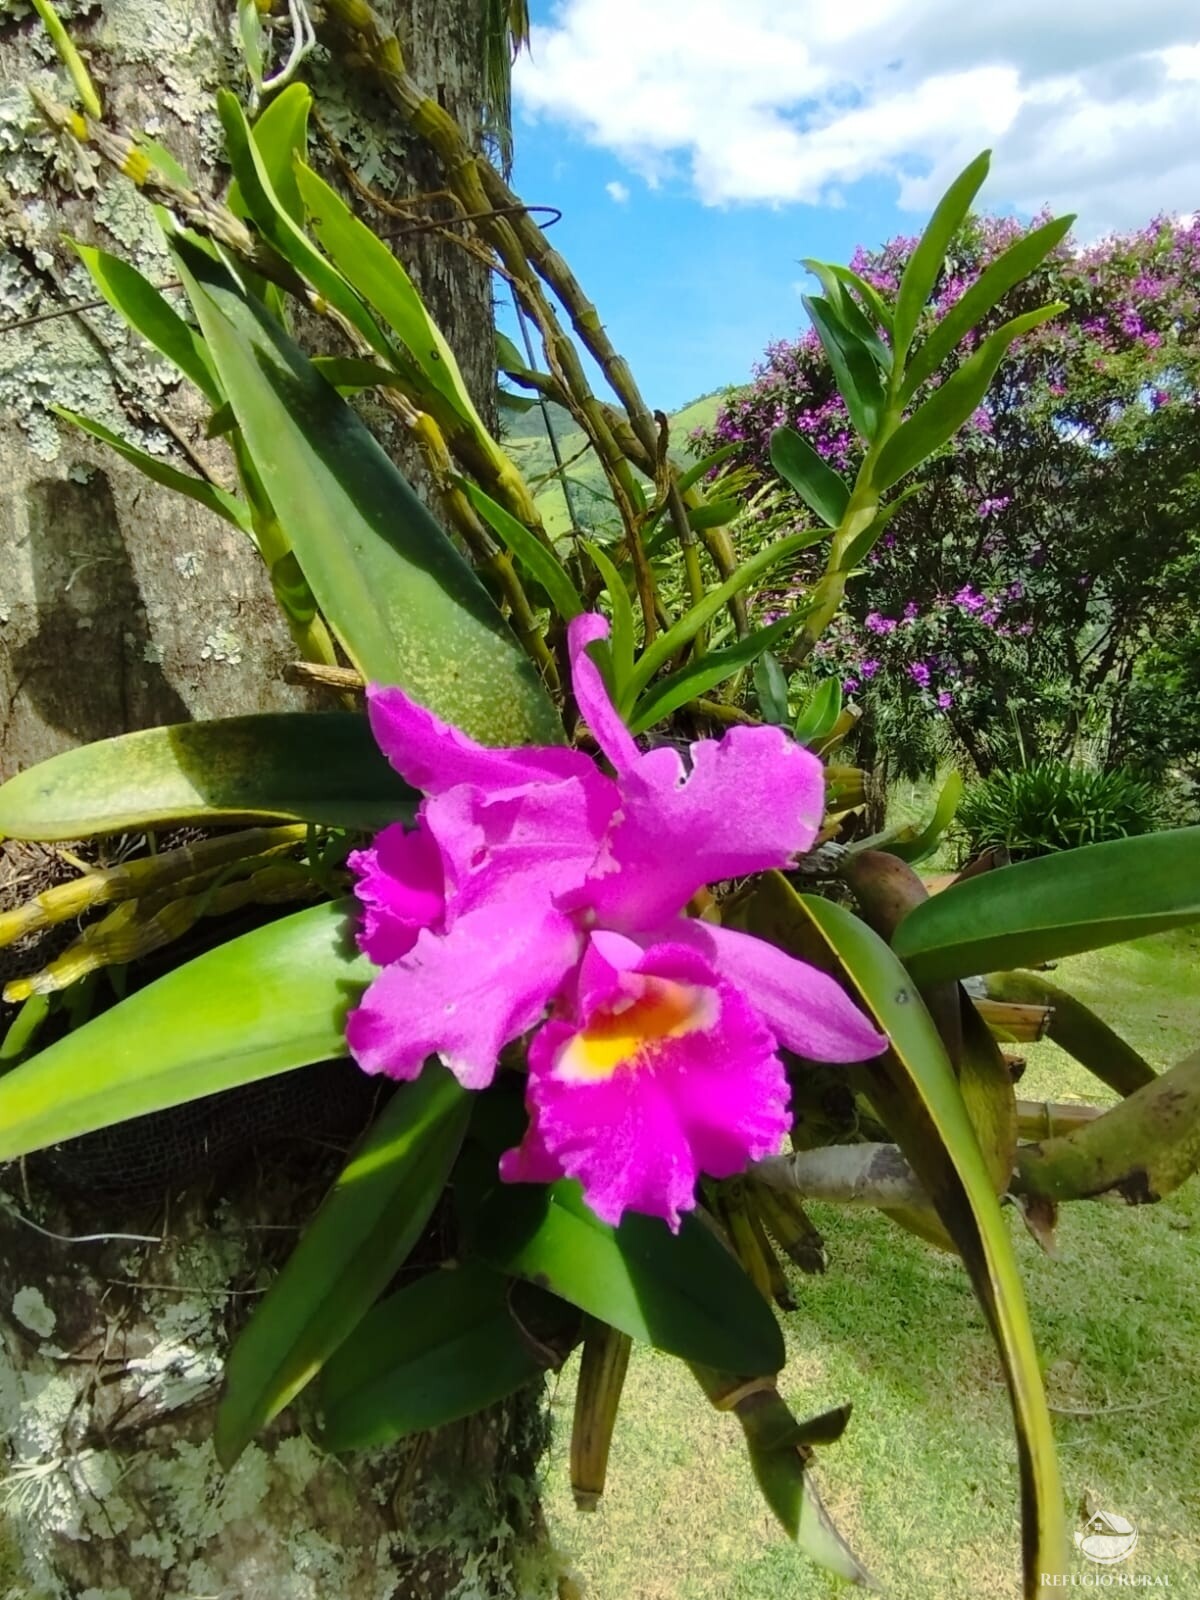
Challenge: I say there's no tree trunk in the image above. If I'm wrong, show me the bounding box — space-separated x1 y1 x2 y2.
0 4 557 1594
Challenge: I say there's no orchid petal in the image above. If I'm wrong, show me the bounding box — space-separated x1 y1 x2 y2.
506 939 790 1229
670 919 887 1063
366 683 591 796
346 902 581 1089
567 613 640 773
348 821 445 964
423 771 617 921
497 1115 565 1187
520 1031 699 1228
584 727 826 927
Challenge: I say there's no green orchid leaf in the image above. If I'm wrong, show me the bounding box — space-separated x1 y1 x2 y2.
0 714 414 840
69 243 218 401
676 441 740 491
687 499 740 531
54 409 249 532
874 305 1065 492
629 616 801 734
800 259 891 370
319 1262 551 1452
754 650 791 726
236 0 264 93
216 1065 470 1465
496 330 529 376
460 478 585 621
745 875 1064 1595
769 426 851 529
823 262 894 334
136 135 191 189
958 988 1019 1196
171 239 561 744
498 385 540 413
583 539 636 686
792 678 843 748
214 89 389 357
294 161 484 434
893 150 991 361
309 355 414 392
903 214 1076 396
622 527 826 710
893 827 1200 982
803 295 884 440
204 399 237 437
0 994 54 1071
237 80 311 225
470 1178 785 1376
0 901 372 1162
883 772 964 864
31 0 102 116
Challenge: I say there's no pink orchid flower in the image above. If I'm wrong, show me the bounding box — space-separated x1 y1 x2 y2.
346 613 885 1229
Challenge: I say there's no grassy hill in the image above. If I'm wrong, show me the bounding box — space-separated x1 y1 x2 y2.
500 386 738 539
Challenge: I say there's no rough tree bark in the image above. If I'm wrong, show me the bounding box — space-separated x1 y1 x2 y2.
0 4 559 1596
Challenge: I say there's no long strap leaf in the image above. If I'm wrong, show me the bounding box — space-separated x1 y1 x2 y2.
172 238 562 745
745 876 1064 1594
893 827 1200 981
0 714 415 839
216 1065 470 1465
0 900 373 1162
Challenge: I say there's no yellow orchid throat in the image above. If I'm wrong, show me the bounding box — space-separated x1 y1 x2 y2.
554 979 720 1084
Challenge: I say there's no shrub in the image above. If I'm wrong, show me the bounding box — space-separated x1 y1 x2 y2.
700 213 1200 782
956 761 1160 859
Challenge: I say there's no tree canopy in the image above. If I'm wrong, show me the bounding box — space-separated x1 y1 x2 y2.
701 213 1200 789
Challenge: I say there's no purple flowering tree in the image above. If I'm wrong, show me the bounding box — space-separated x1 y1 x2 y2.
701 214 1200 781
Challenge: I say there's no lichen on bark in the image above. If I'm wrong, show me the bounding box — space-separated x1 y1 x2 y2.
0 1173 558 1599
1 2 559 1592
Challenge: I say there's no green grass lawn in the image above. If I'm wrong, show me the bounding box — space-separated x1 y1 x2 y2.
542 928 1200 1598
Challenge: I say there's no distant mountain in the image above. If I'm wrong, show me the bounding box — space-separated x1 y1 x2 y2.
498 398 577 441
498 386 741 538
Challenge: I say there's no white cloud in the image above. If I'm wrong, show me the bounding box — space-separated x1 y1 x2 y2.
605 179 631 203
515 0 1199 231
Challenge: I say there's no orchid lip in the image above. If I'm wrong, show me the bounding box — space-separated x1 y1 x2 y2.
552 979 720 1084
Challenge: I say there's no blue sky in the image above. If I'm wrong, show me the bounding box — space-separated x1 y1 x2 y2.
501 125 907 411
501 0 1199 410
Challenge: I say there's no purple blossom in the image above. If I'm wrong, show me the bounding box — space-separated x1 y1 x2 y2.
978 495 1012 518
865 611 897 635
936 690 954 710
908 661 932 688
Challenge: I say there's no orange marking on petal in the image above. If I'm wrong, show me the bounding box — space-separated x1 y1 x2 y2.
555 979 719 1083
